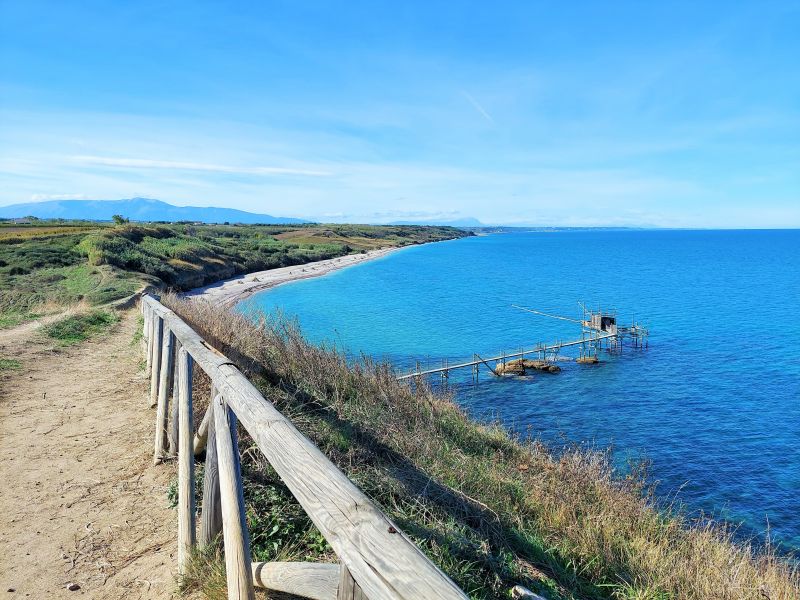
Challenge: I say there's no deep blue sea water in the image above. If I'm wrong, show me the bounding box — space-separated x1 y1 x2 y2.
238 230 800 551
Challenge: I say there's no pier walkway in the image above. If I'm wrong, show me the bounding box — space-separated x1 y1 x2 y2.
397 332 617 380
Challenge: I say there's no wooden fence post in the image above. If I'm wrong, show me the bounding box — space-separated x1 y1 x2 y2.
200 392 223 546
153 328 175 464
145 305 154 371
177 346 196 572
338 564 367 600
169 340 183 457
193 392 214 456
149 315 164 407
214 394 255 599
140 301 148 353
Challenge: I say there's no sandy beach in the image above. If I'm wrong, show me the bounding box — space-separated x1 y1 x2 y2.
184 246 402 307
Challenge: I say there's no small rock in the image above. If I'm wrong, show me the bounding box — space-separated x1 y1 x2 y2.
511 585 546 600
7 588 15 593
67 583 80 591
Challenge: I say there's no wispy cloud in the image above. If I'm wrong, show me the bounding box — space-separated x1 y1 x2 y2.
461 90 494 124
71 155 332 177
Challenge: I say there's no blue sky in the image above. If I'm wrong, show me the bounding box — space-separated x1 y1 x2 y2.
1 1 798 227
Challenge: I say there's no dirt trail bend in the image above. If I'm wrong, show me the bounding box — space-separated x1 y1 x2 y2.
0 310 177 598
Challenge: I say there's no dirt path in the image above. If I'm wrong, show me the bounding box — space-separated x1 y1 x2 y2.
0 310 177 598
0 309 74 347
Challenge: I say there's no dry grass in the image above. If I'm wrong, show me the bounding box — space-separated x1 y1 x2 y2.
0 225 103 241
164 294 799 600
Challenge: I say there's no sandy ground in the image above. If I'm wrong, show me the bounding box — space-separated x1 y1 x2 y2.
184 247 401 306
0 310 177 599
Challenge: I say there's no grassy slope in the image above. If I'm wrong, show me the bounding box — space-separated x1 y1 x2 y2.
166 295 798 600
0 221 469 327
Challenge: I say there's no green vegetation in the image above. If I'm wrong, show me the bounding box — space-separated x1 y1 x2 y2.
0 358 22 371
0 227 136 326
0 221 469 328
77 222 466 289
43 310 119 345
166 295 799 600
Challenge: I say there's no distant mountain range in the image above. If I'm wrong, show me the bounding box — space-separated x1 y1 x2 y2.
387 217 484 227
0 197 307 224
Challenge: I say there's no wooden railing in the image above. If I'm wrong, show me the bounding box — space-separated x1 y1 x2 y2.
141 294 468 600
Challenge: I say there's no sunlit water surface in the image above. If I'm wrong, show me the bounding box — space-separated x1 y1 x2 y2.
239 230 800 551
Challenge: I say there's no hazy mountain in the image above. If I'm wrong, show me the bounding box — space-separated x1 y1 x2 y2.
0 197 307 224
387 217 484 227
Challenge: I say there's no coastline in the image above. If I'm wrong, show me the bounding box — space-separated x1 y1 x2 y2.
184 246 403 307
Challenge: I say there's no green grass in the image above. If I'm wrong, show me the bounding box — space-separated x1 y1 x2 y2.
43 310 119 345
0 231 141 325
0 311 42 330
0 358 22 370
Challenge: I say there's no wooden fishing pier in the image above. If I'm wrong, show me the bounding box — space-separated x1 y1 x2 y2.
398 304 649 381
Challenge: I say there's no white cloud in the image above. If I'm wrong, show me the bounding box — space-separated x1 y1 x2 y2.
70 155 332 177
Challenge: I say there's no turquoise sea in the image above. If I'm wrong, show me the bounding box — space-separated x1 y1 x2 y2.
238 230 800 551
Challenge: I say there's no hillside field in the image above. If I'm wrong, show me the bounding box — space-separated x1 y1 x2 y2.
0 221 469 328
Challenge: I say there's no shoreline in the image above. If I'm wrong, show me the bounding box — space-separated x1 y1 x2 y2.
184 246 404 307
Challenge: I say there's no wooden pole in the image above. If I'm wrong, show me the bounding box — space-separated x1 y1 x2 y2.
149 315 164 407
193 397 214 456
145 306 154 371
252 562 339 598
214 394 255 599
177 346 196 572
338 564 366 600
169 340 183 457
200 393 223 546
140 301 148 354
153 328 175 464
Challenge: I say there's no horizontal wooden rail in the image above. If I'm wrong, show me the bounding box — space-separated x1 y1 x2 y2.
141 294 467 600
252 562 338 599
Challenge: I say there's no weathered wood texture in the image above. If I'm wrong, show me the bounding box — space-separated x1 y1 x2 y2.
149 315 164 407
153 328 175 463
168 340 182 457
140 302 148 354
194 399 213 456
177 347 196 572
199 394 223 546
214 395 255 599
145 306 154 370
252 562 338 600
142 295 467 600
338 564 367 600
